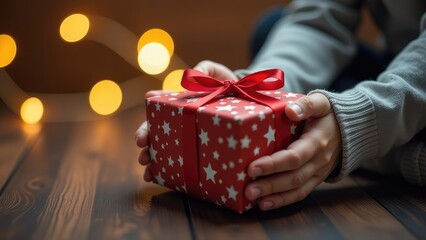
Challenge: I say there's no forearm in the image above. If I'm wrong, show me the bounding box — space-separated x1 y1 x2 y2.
314 13 426 181
235 0 361 93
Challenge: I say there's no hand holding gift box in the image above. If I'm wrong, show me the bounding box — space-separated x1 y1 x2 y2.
145 69 304 213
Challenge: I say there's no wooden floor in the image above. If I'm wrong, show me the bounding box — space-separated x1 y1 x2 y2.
0 100 425 240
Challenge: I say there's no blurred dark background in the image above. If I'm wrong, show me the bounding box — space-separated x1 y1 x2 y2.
0 0 377 94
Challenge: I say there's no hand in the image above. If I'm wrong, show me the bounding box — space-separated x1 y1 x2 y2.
193 60 238 81
245 93 342 211
136 90 172 182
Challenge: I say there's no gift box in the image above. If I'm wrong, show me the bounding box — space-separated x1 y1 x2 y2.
145 69 304 213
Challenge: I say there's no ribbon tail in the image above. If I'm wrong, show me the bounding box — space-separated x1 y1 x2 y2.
182 86 229 198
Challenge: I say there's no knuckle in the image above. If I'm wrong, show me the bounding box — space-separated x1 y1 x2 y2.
298 97 315 113
296 189 308 202
292 172 305 187
286 149 303 169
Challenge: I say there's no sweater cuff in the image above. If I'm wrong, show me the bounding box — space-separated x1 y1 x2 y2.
309 89 379 182
400 142 426 187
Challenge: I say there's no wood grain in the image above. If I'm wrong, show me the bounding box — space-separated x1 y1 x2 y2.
0 102 40 191
313 177 415 240
353 171 426 239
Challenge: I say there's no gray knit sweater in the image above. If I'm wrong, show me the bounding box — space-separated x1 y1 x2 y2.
236 0 426 184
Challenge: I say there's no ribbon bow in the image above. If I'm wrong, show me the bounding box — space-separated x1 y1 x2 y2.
181 69 287 198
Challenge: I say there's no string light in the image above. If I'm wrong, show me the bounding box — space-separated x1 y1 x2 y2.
0 34 17 68
20 97 44 124
137 42 170 75
163 69 185 92
89 80 122 115
137 28 174 56
1 15 189 122
60 14 90 42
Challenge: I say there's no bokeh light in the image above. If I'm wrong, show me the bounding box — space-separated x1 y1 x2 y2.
138 42 170 75
137 28 174 56
0 34 17 68
20 97 44 124
60 14 90 42
89 80 122 115
163 69 186 92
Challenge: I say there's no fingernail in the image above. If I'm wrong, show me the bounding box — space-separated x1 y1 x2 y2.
250 187 261 199
252 167 262 177
288 103 303 116
263 201 274 210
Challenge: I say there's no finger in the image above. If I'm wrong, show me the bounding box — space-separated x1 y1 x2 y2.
248 133 320 178
285 93 331 121
258 176 321 210
135 121 149 148
138 147 151 165
145 90 173 98
193 60 238 80
143 167 153 182
245 160 318 200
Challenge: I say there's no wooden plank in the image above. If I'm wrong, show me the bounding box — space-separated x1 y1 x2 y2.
187 197 269 240
257 197 342 240
0 101 40 191
313 177 415 240
0 123 74 240
87 106 192 240
30 121 105 240
352 170 426 239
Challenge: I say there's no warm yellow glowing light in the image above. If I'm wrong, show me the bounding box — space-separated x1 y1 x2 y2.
20 97 44 124
89 80 122 115
0 34 17 67
60 14 90 42
138 42 170 75
137 28 174 56
163 70 186 92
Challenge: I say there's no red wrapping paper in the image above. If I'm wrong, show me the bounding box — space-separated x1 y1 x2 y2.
145 70 304 213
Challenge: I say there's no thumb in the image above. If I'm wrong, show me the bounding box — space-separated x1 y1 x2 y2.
285 93 331 121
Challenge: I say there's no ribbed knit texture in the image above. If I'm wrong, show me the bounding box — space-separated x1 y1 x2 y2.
309 89 378 182
400 142 426 187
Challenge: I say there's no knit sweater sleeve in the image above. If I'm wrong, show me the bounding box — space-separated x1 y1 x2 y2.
235 0 362 94
312 12 426 181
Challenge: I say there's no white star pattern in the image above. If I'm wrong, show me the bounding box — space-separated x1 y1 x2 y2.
290 124 297 135
149 145 157 162
154 172 165 186
227 185 238 201
162 121 171 135
155 102 161 111
240 135 251 149
199 129 210 146
212 115 220 126
264 125 275 147
237 171 247 181
244 105 256 110
251 124 258 131
284 92 298 98
227 135 238 149
258 111 265 121
168 156 174 167
204 163 217 183
175 139 180 146
213 150 220 160
177 155 183 167
178 107 183 115
254 147 260 156
221 195 227 203
216 105 237 112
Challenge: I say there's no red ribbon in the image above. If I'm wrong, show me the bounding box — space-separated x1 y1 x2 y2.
181 69 286 198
